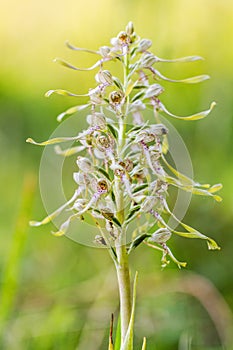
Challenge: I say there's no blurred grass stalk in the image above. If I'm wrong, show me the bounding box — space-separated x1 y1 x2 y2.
0 173 36 344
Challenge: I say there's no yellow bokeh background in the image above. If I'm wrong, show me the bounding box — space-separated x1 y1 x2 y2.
1 1 233 349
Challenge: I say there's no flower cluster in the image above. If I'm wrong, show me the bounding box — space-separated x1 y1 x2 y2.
27 22 221 268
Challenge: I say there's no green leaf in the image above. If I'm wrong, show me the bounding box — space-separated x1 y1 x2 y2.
125 205 141 219
107 123 118 139
111 190 116 204
125 80 139 97
114 315 121 350
128 234 150 254
112 217 122 228
108 314 114 350
141 337 147 350
159 101 216 121
95 166 112 180
120 272 138 350
132 184 148 193
147 222 159 234
113 77 124 90
131 91 145 102
125 206 141 225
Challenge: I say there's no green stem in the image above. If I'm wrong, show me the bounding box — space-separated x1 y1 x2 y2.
114 48 132 343
115 242 131 342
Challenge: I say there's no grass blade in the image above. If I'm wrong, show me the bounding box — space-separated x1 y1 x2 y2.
120 272 138 350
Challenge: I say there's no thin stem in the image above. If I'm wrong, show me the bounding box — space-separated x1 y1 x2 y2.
114 47 132 343
115 241 131 342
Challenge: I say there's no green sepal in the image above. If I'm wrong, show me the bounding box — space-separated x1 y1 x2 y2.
107 123 118 139
95 166 112 181
128 234 150 254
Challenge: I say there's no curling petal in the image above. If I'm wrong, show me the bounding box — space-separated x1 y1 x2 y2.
155 55 203 63
26 135 81 146
162 155 204 187
65 41 99 54
54 57 101 71
159 101 216 121
174 224 221 250
29 190 80 227
208 183 223 193
54 145 86 157
153 69 210 84
51 216 73 237
162 200 221 250
165 246 187 268
45 89 88 98
57 104 90 122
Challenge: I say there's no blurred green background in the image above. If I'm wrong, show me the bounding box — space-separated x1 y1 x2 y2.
1 0 233 349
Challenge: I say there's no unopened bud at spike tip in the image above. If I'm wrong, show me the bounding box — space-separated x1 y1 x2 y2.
126 21 134 35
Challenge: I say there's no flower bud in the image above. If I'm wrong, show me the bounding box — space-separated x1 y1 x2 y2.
76 157 93 172
109 90 124 105
95 70 113 85
86 112 106 129
149 228 172 244
137 39 152 52
141 53 158 67
73 172 89 185
136 131 155 143
99 46 111 57
141 196 160 212
150 124 168 136
88 87 103 105
144 84 164 99
126 21 134 35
